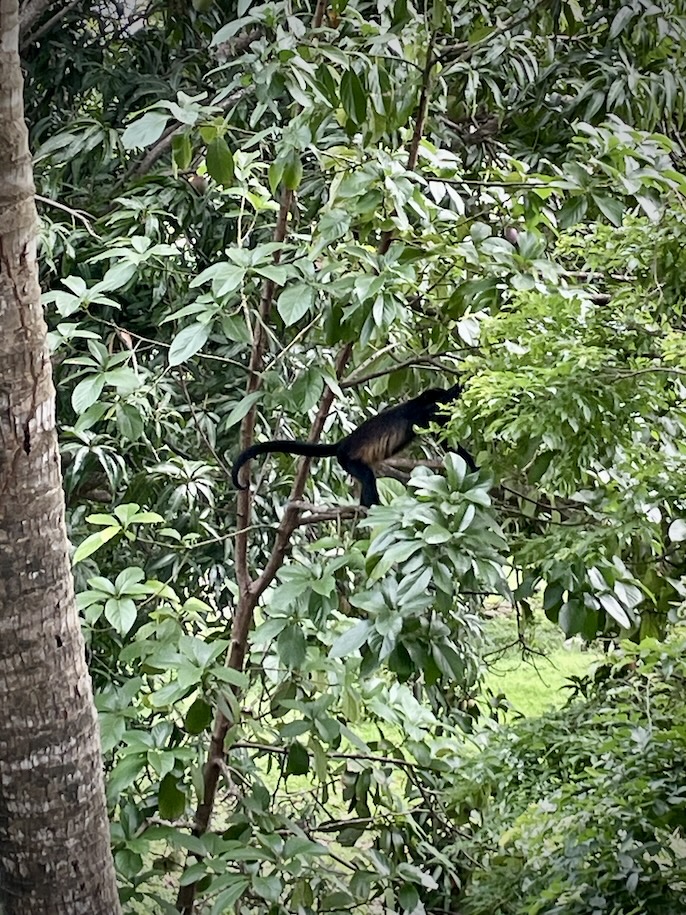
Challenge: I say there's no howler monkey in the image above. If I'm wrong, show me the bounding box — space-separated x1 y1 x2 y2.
231 384 476 507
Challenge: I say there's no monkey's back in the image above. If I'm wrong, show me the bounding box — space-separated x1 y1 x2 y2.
340 403 415 466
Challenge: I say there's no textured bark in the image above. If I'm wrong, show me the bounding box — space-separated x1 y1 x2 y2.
0 2 121 912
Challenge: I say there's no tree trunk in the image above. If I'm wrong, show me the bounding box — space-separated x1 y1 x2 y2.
0 2 122 913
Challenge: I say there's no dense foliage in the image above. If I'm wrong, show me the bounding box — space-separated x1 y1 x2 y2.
19 0 686 910
454 639 686 914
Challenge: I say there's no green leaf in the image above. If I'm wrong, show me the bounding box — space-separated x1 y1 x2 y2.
599 592 631 629
168 323 211 366
558 195 588 229
122 112 169 150
277 283 314 326
398 883 420 912
185 698 214 734
282 152 303 191
286 741 309 776
105 597 137 634
158 773 186 820
172 132 192 170
210 878 250 914
277 625 307 668
225 392 262 428
317 208 351 242
340 69 367 125
330 620 372 658
72 374 105 412
559 600 586 637
116 403 145 441
73 527 119 563
609 5 635 39
206 137 235 186
268 160 285 194
592 194 624 226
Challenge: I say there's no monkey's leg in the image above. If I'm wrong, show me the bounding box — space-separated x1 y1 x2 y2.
339 456 380 507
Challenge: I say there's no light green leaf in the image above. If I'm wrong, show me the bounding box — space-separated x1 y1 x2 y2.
225 392 262 428
168 323 211 366
72 374 105 412
277 284 314 325
105 597 137 634
122 112 169 150
330 620 372 658
73 527 119 563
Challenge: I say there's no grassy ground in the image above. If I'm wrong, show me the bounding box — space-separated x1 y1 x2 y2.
481 614 602 718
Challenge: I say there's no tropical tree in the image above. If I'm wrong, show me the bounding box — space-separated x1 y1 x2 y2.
0 1 121 912
16 0 686 911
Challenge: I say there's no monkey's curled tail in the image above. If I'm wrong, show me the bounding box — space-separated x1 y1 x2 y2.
231 439 340 490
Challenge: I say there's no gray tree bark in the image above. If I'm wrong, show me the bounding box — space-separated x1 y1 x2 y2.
0 1 122 912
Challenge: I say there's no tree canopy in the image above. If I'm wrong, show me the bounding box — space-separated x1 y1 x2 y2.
19 0 686 910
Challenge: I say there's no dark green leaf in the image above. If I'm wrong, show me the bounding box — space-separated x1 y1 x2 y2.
340 69 367 125
158 774 186 820
206 137 235 186
286 740 309 776
185 698 213 734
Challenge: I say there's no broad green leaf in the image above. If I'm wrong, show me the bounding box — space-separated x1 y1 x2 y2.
185 698 213 734
558 195 588 229
282 152 303 190
205 137 235 186
330 620 372 658
210 878 250 914
599 592 631 629
116 403 145 441
168 323 211 366
285 741 309 776
340 69 367 125
225 392 262 428
172 132 192 170
277 625 307 668
73 527 119 563
122 112 169 150
105 597 137 634
277 283 314 325
72 374 105 412
593 194 624 226
559 600 586 637
158 773 186 820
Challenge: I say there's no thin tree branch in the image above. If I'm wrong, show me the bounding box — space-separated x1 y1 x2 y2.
20 0 81 48
35 193 97 234
176 187 293 915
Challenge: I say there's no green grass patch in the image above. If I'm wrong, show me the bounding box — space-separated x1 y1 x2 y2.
482 614 602 718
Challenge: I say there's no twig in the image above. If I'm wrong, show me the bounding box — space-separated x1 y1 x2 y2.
20 0 81 48
35 194 97 235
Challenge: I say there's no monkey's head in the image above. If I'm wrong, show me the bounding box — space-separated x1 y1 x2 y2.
431 384 463 405
417 384 463 423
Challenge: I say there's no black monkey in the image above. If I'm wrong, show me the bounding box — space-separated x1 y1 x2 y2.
231 384 476 507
